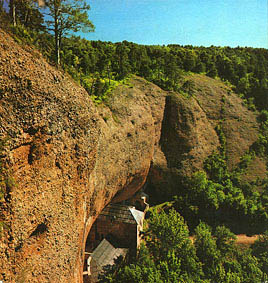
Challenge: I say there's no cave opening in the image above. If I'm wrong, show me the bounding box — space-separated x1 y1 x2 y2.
83 191 149 283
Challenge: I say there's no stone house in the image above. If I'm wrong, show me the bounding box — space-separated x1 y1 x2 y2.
86 203 145 252
83 201 147 282
83 238 128 282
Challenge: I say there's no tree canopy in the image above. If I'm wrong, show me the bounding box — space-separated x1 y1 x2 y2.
44 0 94 65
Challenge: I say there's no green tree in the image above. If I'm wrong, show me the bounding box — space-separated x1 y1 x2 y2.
207 63 218 78
194 222 221 279
251 231 268 277
214 225 236 256
15 0 45 31
0 0 4 12
105 244 163 283
112 43 131 79
146 208 203 281
6 0 44 28
9 0 17 26
44 0 94 65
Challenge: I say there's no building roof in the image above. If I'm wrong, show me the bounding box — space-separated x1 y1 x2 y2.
90 238 128 280
129 207 144 226
99 203 144 225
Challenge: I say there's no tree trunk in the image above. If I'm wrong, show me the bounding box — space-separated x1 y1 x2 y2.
107 64 111 86
24 7 29 26
9 0 16 26
54 1 60 66
0 0 4 12
55 30 60 66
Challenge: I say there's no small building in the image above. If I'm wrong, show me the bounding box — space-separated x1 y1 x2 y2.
84 202 147 282
86 203 145 252
83 238 128 282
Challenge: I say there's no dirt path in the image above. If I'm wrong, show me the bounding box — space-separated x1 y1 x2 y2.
236 234 258 245
189 234 259 246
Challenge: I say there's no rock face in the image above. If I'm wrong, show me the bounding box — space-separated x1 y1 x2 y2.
0 30 165 282
0 29 264 282
148 75 264 200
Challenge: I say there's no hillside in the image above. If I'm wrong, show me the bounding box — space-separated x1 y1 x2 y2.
0 28 267 282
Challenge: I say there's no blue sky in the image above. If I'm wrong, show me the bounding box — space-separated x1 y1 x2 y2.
79 0 267 48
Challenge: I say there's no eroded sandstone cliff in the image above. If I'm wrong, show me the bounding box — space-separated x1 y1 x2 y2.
0 29 165 282
148 75 264 200
0 29 265 282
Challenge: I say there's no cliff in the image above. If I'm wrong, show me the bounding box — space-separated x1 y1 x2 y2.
0 29 265 282
0 29 165 282
148 75 266 199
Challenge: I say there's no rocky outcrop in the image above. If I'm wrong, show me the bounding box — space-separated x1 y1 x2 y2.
148 75 264 199
0 29 166 282
0 29 264 282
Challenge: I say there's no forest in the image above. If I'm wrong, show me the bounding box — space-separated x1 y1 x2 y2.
0 2 268 282
1 1 268 110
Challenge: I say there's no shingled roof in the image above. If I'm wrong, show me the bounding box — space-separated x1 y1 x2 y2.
90 238 128 281
99 203 144 225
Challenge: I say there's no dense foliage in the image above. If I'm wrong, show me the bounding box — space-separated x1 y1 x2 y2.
103 209 268 282
1 6 267 109
58 38 268 111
